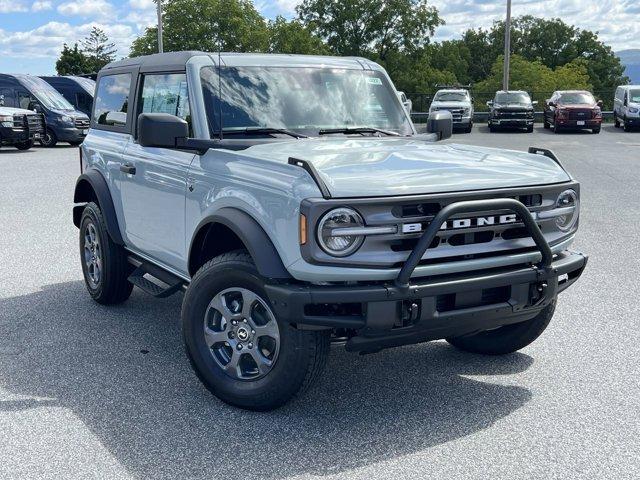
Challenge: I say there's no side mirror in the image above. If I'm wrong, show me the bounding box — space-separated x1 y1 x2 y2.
532 100 538 106
486 100 493 107
138 113 188 149
548 101 556 108
29 102 42 113
597 100 604 108
427 110 453 141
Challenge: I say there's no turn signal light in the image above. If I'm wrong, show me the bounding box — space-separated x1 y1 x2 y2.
299 214 307 245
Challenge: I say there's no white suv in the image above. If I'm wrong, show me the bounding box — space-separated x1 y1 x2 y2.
613 85 640 131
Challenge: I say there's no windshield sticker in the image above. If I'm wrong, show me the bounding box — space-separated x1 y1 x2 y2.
366 77 383 85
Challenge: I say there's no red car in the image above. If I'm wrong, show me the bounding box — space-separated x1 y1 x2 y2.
543 90 603 134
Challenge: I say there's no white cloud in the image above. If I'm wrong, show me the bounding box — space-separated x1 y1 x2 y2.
0 21 135 61
0 0 28 13
57 0 114 19
129 0 155 9
32 1 52 12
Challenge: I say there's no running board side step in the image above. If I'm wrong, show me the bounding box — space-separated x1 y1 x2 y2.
127 256 186 298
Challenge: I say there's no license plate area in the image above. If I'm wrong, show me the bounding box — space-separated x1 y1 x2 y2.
576 120 585 126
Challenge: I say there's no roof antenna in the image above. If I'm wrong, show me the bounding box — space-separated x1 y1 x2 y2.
217 35 223 141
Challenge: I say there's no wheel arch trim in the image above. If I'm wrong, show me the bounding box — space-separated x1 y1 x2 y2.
189 208 292 280
73 169 124 245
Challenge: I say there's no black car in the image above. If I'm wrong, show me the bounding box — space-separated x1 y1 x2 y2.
487 90 536 132
0 74 90 147
40 76 95 117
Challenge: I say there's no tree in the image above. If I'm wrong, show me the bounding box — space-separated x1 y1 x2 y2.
130 0 269 57
55 43 89 75
297 0 443 61
81 27 117 73
268 16 329 55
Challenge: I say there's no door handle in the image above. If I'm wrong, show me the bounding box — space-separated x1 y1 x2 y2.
120 164 136 175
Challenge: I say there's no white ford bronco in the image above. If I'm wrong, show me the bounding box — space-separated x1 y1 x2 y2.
73 52 587 410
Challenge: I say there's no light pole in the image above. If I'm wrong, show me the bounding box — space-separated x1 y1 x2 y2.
157 0 163 53
502 0 511 91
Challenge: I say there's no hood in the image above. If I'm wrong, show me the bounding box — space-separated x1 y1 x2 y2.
242 138 571 198
430 101 470 110
0 106 37 115
557 103 596 109
495 103 533 110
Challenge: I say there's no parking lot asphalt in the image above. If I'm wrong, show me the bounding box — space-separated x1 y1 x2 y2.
1 125 639 480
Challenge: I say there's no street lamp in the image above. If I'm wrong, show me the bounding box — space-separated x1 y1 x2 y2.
502 0 511 91
157 0 163 53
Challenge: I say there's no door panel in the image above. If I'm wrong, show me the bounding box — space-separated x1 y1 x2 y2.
120 143 195 270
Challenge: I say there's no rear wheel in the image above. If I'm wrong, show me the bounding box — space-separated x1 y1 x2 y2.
447 300 556 355
15 140 34 150
40 129 57 148
79 202 133 304
182 252 330 411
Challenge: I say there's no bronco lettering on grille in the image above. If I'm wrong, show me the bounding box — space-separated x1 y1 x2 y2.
402 214 517 234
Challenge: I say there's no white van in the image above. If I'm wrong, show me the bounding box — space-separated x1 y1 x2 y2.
613 85 640 131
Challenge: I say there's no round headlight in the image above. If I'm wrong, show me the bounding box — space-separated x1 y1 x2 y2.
555 189 579 232
317 207 365 257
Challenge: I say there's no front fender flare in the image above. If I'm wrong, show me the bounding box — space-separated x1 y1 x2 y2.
190 208 291 280
73 169 124 245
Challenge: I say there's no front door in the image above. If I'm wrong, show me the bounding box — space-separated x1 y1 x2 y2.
120 72 195 272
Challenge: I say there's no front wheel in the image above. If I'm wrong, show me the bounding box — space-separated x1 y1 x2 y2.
15 140 34 150
40 129 57 147
526 125 534 133
623 117 631 132
614 113 620 128
592 126 601 134
447 300 556 355
182 252 330 411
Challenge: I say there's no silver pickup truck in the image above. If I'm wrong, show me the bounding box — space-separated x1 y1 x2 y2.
73 52 587 411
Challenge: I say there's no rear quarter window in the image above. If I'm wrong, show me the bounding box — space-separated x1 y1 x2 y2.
93 73 131 128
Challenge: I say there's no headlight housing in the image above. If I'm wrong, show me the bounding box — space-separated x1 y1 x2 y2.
61 115 74 124
555 189 579 232
317 207 365 257
0 115 12 127
628 107 639 114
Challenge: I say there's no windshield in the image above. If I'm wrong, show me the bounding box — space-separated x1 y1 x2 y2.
433 91 468 102
70 76 96 96
558 92 595 105
495 92 530 104
200 66 412 136
629 89 640 103
16 75 74 110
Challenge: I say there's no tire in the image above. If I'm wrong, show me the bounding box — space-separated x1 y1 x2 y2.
552 121 561 134
182 251 330 411
614 113 620 128
447 300 556 355
526 125 534 133
592 126 601 134
15 140 34 150
40 129 57 148
543 118 550 129
465 123 473 133
488 124 496 132
623 117 631 132
79 202 133 304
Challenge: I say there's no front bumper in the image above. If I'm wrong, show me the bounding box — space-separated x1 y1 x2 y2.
0 126 32 144
490 118 534 127
56 127 87 143
556 119 601 128
266 250 586 350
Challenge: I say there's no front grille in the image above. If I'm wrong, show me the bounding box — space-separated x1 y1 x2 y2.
568 109 592 120
434 107 465 122
74 118 90 129
497 110 531 119
12 114 45 133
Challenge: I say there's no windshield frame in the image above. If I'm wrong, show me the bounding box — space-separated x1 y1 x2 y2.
199 65 414 138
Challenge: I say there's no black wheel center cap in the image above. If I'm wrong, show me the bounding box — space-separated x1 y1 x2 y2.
236 326 250 341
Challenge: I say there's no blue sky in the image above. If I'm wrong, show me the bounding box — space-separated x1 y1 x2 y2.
1 0 639 75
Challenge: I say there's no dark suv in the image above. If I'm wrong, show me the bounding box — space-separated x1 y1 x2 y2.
487 90 536 132
544 90 602 134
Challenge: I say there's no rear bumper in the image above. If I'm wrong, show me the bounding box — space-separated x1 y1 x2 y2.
265 250 587 350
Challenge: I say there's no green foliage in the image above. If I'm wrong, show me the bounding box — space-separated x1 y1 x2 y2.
129 0 269 57
55 43 89 75
268 16 329 55
81 27 117 73
297 0 442 60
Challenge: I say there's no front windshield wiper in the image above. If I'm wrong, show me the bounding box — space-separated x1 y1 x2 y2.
217 127 307 139
318 127 401 137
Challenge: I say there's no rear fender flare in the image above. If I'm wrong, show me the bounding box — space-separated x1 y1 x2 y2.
73 169 124 245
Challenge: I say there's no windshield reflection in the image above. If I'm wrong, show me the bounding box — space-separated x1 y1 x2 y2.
200 66 412 137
